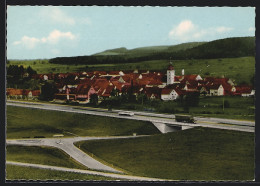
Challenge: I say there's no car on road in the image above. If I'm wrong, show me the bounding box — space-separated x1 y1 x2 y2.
118 111 135 116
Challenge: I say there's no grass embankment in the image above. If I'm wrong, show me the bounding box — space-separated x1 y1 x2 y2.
8 56 254 85
155 96 255 121
75 127 254 180
96 96 254 121
6 105 160 139
6 145 87 170
6 165 120 180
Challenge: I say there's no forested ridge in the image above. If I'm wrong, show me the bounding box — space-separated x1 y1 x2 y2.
49 37 255 65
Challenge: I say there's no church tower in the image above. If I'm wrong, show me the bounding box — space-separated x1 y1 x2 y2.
167 62 175 85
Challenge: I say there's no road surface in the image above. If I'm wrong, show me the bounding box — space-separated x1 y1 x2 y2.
6 161 168 181
6 100 255 133
6 136 143 173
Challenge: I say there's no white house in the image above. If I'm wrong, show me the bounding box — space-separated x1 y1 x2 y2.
161 88 180 100
209 84 224 96
242 90 255 97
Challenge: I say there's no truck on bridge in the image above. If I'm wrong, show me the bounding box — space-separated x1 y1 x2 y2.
175 114 196 123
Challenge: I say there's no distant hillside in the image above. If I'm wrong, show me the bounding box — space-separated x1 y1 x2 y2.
94 47 128 56
174 37 255 59
49 37 255 65
93 42 205 57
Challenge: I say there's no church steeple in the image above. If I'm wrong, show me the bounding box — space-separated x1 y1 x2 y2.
167 61 174 70
167 60 175 85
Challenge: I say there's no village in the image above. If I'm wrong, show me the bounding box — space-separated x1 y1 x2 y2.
6 62 255 103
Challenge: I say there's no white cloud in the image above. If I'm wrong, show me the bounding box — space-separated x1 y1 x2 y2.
169 20 196 41
13 36 41 49
40 7 75 25
13 30 76 49
215 26 233 33
169 20 234 42
40 7 91 26
46 30 76 44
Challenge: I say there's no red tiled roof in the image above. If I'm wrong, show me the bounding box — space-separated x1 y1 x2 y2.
174 88 185 96
208 84 222 90
6 88 40 96
77 84 92 95
32 90 41 96
161 88 174 95
235 85 253 94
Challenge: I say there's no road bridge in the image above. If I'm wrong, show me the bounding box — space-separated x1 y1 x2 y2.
6 100 254 133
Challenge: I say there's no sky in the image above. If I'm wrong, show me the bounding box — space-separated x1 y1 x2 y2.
7 6 255 60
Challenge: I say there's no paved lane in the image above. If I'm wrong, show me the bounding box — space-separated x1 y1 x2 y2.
6 136 142 173
6 100 255 132
6 161 168 181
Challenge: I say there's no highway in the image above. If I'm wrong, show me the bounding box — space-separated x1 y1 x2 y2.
6 100 254 133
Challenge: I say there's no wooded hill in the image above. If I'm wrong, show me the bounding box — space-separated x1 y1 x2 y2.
49 37 255 65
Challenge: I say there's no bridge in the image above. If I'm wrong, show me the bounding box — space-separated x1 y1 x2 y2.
6 100 254 133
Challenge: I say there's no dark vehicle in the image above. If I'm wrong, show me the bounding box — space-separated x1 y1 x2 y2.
175 114 196 123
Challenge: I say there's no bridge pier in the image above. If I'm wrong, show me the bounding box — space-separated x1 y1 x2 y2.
152 122 194 133
153 122 181 133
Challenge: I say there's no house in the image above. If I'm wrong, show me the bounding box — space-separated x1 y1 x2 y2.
179 74 203 82
6 88 40 99
27 90 41 99
208 84 224 96
144 87 161 99
235 85 255 97
76 84 96 103
199 86 209 96
161 88 183 100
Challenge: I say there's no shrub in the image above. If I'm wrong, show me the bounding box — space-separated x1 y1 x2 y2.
201 111 212 114
34 136 45 138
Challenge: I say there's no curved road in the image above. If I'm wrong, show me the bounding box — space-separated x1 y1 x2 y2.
7 161 167 181
6 136 143 173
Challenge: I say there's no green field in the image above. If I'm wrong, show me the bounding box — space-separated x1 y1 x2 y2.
190 96 255 120
157 96 255 121
6 165 121 181
7 59 87 74
6 145 87 170
6 105 160 139
8 56 255 85
96 96 255 121
75 127 254 180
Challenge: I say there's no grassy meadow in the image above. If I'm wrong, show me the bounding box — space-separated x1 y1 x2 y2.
75 127 254 180
6 105 160 139
156 96 255 121
95 96 255 121
6 165 121 181
8 56 255 85
6 145 87 170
